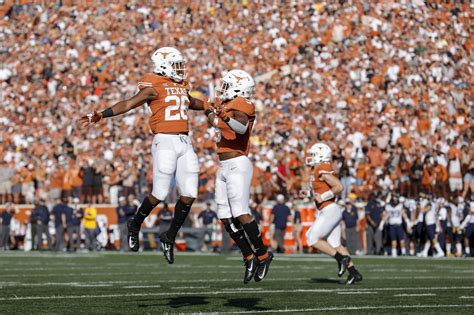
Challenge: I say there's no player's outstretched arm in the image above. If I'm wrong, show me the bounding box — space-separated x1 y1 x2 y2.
80 87 157 127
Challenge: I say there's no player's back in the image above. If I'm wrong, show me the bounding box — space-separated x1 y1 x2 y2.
137 73 190 134
311 162 336 210
216 96 255 155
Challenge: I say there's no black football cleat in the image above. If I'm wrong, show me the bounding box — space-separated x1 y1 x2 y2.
243 256 259 284
346 269 363 285
254 252 274 282
338 256 351 277
127 219 140 252
159 232 174 264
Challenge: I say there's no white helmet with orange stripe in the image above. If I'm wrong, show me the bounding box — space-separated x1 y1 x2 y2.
151 47 187 82
305 143 332 166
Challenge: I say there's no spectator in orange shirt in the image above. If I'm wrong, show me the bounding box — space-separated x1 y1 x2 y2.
367 142 384 169
49 166 64 203
398 154 411 197
62 166 75 201
433 161 448 198
396 130 412 151
71 164 83 200
422 157 434 195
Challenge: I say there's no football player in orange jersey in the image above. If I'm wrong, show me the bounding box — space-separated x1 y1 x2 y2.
304 143 363 285
205 70 273 284
80 47 209 263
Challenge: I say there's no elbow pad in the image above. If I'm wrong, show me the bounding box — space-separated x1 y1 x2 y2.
227 117 248 134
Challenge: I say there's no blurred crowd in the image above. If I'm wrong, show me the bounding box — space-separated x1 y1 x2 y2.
0 1 472 225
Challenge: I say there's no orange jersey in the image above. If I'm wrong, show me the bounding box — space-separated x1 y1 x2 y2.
137 73 190 134
216 97 255 155
310 162 336 210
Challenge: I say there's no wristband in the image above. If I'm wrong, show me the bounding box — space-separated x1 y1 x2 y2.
101 108 114 118
320 190 335 201
204 109 213 117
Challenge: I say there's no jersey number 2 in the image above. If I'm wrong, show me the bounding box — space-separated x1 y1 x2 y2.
165 95 189 121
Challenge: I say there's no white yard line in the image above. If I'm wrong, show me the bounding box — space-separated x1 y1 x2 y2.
1 286 473 301
0 270 245 278
459 296 474 299
337 291 377 295
0 264 325 272
214 304 474 314
221 288 263 291
394 293 437 297
0 278 312 287
123 285 161 289
171 286 210 289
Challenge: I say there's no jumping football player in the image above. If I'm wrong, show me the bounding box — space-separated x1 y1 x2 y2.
304 143 363 284
205 70 273 284
80 47 208 264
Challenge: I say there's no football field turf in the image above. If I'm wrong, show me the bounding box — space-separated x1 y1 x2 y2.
0 252 473 314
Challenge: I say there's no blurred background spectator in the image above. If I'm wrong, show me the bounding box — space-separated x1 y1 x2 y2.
0 203 15 250
198 201 218 252
270 194 291 253
30 198 51 250
83 204 98 251
51 197 70 252
342 201 359 255
67 197 83 252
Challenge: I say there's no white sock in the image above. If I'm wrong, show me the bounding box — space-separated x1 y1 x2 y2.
456 243 462 254
401 247 406 255
392 248 397 257
423 242 430 255
434 243 444 255
409 248 415 256
446 243 452 253
466 246 471 255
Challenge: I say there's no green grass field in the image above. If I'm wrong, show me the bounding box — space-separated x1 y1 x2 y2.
0 252 473 314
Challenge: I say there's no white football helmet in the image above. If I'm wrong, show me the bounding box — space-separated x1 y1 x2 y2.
151 47 187 82
217 69 255 101
305 143 332 166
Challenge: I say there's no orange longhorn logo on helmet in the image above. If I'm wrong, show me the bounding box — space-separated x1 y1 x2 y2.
160 52 171 59
234 75 245 83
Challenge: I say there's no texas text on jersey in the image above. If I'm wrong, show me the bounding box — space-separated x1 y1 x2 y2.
310 162 336 209
215 96 255 155
137 73 190 134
